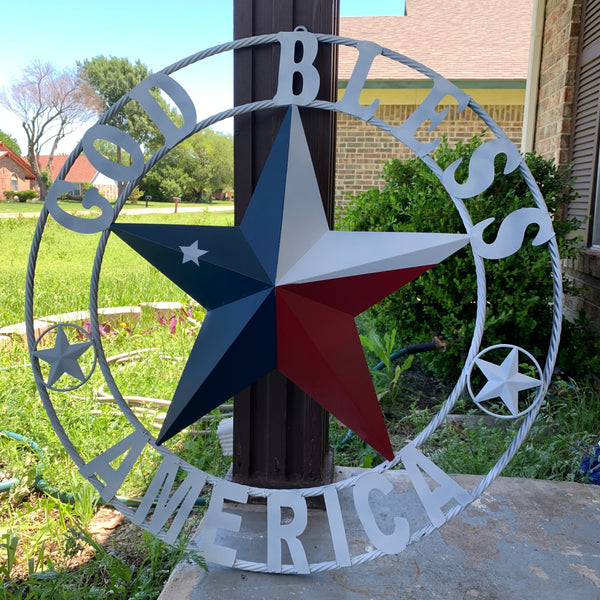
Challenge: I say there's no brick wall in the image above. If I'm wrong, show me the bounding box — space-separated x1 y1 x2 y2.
0 158 33 195
534 0 600 328
534 0 582 166
95 183 118 200
336 103 524 207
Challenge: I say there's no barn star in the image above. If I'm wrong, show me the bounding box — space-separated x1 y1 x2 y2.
111 106 469 460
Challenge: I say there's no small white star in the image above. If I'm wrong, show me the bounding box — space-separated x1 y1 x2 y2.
33 325 92 387
473 347 541 416
179 240 207 265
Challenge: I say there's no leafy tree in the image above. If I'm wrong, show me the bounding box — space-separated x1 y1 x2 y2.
78 56 232 203
140 130 233 203
338 134 581 380
0 61 98 200
159 178 183 202
77 56 168 195
199 130 233 199
0 130 21 155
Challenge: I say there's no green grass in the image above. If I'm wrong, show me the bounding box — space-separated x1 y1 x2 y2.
0 211 230 597
0 211 233 328
422 380 600 481
333 352 600 483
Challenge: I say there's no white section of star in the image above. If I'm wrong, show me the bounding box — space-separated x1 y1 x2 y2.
33 325 92 387
180 240 207 265
473 347 541 416
274 107 470 287
276 230 470 285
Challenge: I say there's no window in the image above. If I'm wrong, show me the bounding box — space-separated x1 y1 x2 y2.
593 164 600 248
70 183 82 197
11 174 18 192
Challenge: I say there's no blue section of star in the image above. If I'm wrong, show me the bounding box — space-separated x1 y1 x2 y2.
111 224 272 310
109 110 295 446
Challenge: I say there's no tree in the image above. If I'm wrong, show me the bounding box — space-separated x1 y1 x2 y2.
196 130 233 200
77 56 167 195
0 130 21 155
139 130 233 202
0 61 98 201
175 130 233 202
78 57 233 203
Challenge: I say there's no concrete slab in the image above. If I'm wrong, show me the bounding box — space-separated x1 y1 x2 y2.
159 472 600 600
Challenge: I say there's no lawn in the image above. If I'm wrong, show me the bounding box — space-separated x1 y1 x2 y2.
1 208 599 598
0 211 231 597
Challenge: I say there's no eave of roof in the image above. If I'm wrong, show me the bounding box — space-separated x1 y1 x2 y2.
37 154 98 183
338 79 527 90
338 0 533 81
0 143 36 179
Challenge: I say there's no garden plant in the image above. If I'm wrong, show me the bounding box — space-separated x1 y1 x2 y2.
335 134 600 478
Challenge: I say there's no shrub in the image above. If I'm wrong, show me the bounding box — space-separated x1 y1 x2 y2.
558 311 600 382
127 185 143 204
3 189 38 202
15 189 38 202
338 134 581 381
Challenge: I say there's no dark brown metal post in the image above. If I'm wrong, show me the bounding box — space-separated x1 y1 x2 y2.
232 0 339 488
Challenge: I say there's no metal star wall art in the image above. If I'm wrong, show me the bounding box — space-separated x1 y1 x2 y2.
111 106 469 460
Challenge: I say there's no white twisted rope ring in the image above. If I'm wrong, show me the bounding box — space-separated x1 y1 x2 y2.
25 31 563 573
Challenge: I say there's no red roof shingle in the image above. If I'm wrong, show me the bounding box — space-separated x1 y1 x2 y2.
338 0 533 81
37 154 98 183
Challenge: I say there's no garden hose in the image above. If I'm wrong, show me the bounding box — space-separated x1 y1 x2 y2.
0 430 44 493
372 336 445 371
0 430 206 506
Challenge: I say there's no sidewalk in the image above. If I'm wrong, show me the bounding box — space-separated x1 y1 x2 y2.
0 204 233 219
159 471 600 600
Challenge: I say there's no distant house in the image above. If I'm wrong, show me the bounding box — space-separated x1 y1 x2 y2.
336 0 533 205
528 0 600 327
0 143 35 195
37 154 119 200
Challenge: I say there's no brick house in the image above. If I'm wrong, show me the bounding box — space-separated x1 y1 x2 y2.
527 0 600 327
336 0 533 206
0 143 35 195
37 154 118 200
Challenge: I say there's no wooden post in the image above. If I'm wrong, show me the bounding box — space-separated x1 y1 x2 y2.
232 0 339 488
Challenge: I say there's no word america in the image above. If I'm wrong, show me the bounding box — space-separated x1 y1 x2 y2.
79 430 471 573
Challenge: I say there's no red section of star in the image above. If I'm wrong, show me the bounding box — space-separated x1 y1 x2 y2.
276 266 435 461
283 266 433 314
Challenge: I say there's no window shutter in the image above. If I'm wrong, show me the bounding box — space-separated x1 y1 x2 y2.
571 0 600 242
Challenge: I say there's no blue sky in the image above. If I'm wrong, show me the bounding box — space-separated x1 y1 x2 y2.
0 1 405 155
